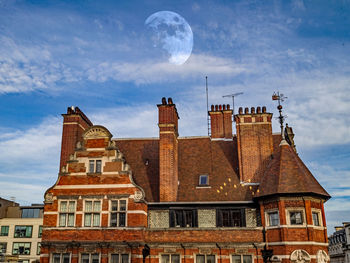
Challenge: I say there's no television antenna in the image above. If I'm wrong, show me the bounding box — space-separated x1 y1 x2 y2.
222 92 244 115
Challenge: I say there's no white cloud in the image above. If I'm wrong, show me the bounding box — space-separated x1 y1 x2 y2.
85 54 247 85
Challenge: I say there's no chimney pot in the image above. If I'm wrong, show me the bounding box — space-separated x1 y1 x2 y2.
227 104 230 110
223 104 226 110
162 97 167 105
211 105 214 111
262 106 266 113
219 105 222 111
168 97 173 104
239 107 243 114
215 105 218 111
251 107 255 114
257 106 261 113
244 107 249 114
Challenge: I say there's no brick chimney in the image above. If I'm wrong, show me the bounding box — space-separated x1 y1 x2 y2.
234 106 273 183
209 104 233 139
158 97 179 202
60 106 93 169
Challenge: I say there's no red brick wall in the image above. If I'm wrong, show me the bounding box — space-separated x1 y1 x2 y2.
235 107 273 183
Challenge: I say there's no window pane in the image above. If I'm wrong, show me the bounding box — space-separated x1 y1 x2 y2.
93 214 100 226
60 201 67 212
161 255 170 263
85 201 92 212
37 243 41 255
269 212 279 226
120 200 126 211
82 254 90 263
119 213 126 227
89 160 95 173
231 211 241 227
38 226 43 237
232 255 241 263
196 255 205 263
53 253 61 263
92 254 99 263
68 201 75 212
1 226 9 236
312 212 320 226
122 254 129 263
25 226 32 237
207 255 215 263
111 201 118 211
111 254 119 263
93 201 101 212
222 210 230 227
184 211 193 227
0 243 7 253
68 214 75 226
111 213 117 227
199 175 208 185
96 160 102 173
172 255 180 263
63 253 70 263
243 256 252 263
84 214 92 227
290 211 303 225
59 214 67 227
175 210 182 227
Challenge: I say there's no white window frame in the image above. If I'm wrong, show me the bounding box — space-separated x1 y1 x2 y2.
286 208 306 227
51 252 71 263
83 199 102 227
160 254 181 263
195 254 216 263
88 159 102 173
265 209 280 227
199 175 209 186
109 199 128 227
80 253 100 263
231 254 253 263
109 253 131 263
12 242 31 255
58 200 76 227
311 209 323 227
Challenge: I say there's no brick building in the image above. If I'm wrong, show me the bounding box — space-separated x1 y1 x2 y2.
41 98 330 263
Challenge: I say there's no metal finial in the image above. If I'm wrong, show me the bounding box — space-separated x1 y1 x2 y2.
272 92 288 139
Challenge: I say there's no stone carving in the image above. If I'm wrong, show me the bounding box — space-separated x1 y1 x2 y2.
271 256 282 262
69 154 74 161
124 163 130 171
44 192 53 203
291 250 311 263
76 141 82 149
317 250 329 263
61 166 66 173
108 140 117 148
134 190 143 201
83 126 111 139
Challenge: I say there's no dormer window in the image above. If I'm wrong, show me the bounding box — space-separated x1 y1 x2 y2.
89 160 102 173
199 175 209 186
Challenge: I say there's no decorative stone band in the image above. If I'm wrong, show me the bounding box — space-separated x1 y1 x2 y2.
54 184 135 189
269 241 329 246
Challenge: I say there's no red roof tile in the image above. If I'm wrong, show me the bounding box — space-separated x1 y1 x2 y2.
115 135 329 202
257 140 330 199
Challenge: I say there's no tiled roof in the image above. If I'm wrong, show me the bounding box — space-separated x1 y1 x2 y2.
115 134 329 202
257 140 330 199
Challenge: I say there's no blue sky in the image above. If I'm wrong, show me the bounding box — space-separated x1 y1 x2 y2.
0 0 349 234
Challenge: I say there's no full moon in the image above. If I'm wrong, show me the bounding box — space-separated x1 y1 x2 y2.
145 11 193 65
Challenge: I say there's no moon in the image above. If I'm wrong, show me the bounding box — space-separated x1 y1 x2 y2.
145 11 193 65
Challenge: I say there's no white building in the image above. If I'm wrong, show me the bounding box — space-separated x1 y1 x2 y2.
329 222 350 263
0 198 43 263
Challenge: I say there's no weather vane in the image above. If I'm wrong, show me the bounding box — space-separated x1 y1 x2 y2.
272 92 287 138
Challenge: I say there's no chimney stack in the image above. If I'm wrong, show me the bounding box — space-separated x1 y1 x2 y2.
209 104 233 139
60 106 93 169
235 106 273 183
158 98 179 202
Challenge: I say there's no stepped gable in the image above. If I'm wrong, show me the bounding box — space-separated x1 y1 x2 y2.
257 140 330 199
116 136 259 202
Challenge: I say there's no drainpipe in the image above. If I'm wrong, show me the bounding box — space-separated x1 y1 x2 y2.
216 243 222 263
181 244 186 263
